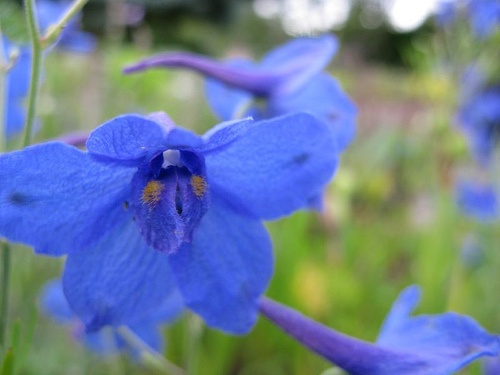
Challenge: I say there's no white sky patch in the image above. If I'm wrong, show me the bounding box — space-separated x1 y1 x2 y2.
253 0 352 35
384 0 439 32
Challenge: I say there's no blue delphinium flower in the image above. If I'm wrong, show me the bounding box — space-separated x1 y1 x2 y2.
457 76 500 165
123 35 357 152
41 279 183 358
0 111 337 334
456 180 499 222
259 285 500 374
37 0 96 53
2 37 31 139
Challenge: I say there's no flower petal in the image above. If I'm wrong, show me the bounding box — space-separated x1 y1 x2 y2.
377 286 500 374
63 219 176 331
201 117 254 153
169 195 273 334
203 112 338 220
40 279 74 323
86 114 169 162
260 34 338 95
270 73 357 151
0 142 134 255
204 58 259 121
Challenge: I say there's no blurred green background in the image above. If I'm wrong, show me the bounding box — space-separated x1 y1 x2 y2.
1 0 500 374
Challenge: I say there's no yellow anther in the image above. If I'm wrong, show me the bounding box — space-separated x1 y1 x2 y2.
142 180 164 207
191 175 207 198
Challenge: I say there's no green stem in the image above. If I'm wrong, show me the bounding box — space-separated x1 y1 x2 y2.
0 27 7 152
117 326 185 375
23 0 43 148
0 242 11 353
0 28 9 355
184 313 202 375
42 0 89 47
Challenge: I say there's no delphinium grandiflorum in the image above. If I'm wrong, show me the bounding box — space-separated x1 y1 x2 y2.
40 279 183 358
123 35 357 152
1 36 31 139
36 0 96 53
0 111 337 334
260 285 500 374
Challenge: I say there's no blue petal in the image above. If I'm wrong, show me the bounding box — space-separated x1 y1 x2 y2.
203 112 338 220
40 279 75 323
376 285 421 343
86 114 170 162
260 34 338 96
87 114 203 163
169 195 272 334
63 218 176 331
201 117 254 153
204 59 259 121
269 73 357 151
0 142 134 255
377 286 500 374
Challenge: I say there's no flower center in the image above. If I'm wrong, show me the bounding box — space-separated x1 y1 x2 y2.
131 149 210 254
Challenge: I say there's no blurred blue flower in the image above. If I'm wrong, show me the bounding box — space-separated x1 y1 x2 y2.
37 0 96 53
2 37 31 139
456 180 499 222
40 279 183 358
467 0 500 38
0 111 337 334
435 0 500 38
260 285 500 374
123 35 357 152
457 81 500 165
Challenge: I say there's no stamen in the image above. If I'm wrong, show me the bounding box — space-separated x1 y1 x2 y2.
142 180 164 207
191 175 207 198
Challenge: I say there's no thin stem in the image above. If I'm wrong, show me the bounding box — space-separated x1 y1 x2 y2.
0 29 9 355
42 0 89 46
0 242 11 353
184 313 202 375
23 0 43 148
117 326 185 375
0 28 7 152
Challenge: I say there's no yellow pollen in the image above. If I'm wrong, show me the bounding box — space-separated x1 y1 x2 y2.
191 175 207 198
142 180 164 206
